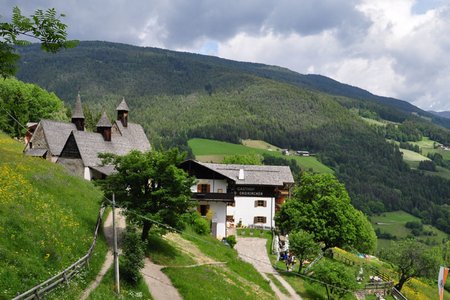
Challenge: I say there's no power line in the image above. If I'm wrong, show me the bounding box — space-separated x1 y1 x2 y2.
102 196 357 294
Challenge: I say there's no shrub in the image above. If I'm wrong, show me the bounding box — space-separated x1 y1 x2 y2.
120 228 145 285
225 235 237 248
193 216 210 235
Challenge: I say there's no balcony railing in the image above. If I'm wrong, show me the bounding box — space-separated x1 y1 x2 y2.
192 192 234 201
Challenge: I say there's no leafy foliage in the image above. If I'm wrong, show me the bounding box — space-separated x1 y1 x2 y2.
379 239 442 291
312 260 358 300
0 77 67 137
97 149 196 240
0 6 78 77
288 230 321 272
120 228 145 285
276 173 377 253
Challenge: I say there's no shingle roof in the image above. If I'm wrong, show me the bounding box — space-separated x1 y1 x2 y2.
39 120 77 156
72 93 85 119
70 120 151 167
96 111 112 127
116 98 129 111
196 161 294 186
25 148 48 157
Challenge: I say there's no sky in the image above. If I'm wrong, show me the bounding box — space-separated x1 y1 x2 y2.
2 0 450 111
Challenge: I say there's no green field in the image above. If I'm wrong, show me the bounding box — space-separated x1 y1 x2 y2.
399 148 430 162
410 137 450 160
370 211 448 251
0 132 108 298
188 138 334 174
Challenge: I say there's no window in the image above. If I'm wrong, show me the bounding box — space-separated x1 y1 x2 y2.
226 215 234 222
197 184 210 193
227 201 235 207
199 205 209 217
217 188 223 193
254 200 267 207
254 216 267 224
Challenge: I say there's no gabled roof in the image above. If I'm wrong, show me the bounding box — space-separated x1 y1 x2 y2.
63 121 151 167
72 93 85 119
116 98 129 111
35 120 77 156
184 160 294 186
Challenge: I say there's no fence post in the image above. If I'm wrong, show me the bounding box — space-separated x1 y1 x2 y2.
112 193 120 295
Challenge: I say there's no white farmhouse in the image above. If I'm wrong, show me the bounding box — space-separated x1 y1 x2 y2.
180 160 294 239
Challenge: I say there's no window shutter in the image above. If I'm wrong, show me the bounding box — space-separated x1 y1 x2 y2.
264 201 267 207
262 217 267 223
197 184 201 192
206 184 211 193
254 201 257 207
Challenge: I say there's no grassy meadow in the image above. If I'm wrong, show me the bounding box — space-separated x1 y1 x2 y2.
188 138 334 174
371 211 448 251
144 228 274 300
0 132 108 299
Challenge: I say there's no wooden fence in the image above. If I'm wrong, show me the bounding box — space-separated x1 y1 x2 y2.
391 287 408 300
12 204 106 300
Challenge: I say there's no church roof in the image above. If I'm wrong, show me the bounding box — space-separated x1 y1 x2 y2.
116 98 129 111
96 111 112 127
35 120 77 156
72 93 85 119
66 121 150 167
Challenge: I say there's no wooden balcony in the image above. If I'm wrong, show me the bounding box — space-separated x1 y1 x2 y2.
192 192 234 201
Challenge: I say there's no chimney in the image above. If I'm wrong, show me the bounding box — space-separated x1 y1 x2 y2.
71 93 85 131
238 168 245 180
116 97 129 127
96 111 112 141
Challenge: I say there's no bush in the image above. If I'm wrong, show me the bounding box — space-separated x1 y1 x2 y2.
120 228 145 285
225 235 237 248
193 215 210 235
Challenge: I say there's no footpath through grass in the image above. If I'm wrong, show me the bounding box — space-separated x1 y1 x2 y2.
188 138 333 174
145 228 274 300
0 132 108 299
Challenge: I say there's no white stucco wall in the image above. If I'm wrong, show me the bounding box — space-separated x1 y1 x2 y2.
199 200 227 239
84 167 92 181
192 179 228 193
228 196 275 228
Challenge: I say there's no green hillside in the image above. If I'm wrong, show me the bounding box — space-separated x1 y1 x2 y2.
13 41 450 235
0 132 107 299
188 138 333 174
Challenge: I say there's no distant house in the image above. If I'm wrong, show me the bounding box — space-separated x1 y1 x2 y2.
180 160 294 239
281 149 290 155
24 94 151 180
296 150 310 156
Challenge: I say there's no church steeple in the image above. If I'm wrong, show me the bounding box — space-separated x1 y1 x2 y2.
116 97 129 127
96 111 112 141
71 93 85 131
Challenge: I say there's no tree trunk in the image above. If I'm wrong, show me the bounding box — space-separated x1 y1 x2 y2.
394 275 408 291
298 260 304 273
141 220 152 241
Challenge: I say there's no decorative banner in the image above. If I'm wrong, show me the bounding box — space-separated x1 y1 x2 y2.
439 266 449 300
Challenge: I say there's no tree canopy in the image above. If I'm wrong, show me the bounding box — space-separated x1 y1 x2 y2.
0 6 77 77
98 149 196 240
380 239 442 291
276 173 377 253
0 77 67 137
288 229 321 272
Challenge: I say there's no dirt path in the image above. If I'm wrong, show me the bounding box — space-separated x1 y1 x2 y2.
80 209 126 300
235 237 302 300
141 258 183 300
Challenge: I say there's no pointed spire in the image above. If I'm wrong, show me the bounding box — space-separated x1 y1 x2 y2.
96 111 112 128
116 97 129 111
72 93 85 119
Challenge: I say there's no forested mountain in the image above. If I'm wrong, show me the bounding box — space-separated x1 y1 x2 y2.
429 110 450 119
14 41 450 234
